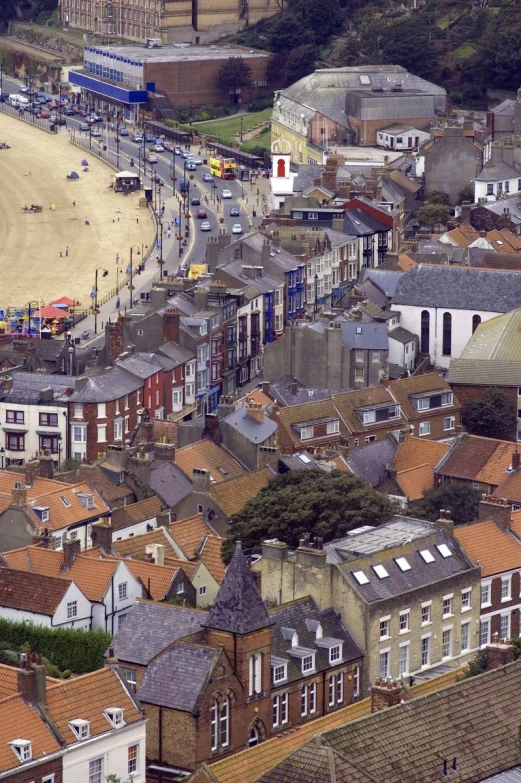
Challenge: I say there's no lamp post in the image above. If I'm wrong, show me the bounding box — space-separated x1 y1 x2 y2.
115 114 120 169
92 266 109 334
240 116 243 141
57 433 62 470
157 221 164 281
178 199 183 259
128 245 141 310
0 447 5 470
171 146 176 195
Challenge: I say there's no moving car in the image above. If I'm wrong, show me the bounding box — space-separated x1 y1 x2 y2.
174 146 182 155
222 189 232 199
230 207 240 217
200 221 211 231
119 128 129 136
79 123 90 131
196 209 208 219
191 197 201 206
232 224 243 235
132 134 143 143
192 157 203 165
186 162 196 171
65 107 76 115
144 132 154 141
146 154 158 163
91 128 102 137
153 144 165 152
203 173 214 183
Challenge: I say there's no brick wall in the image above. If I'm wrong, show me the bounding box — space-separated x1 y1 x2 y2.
349 116 432 146
7 756 62 783
487 573 521 639
70 389 142 463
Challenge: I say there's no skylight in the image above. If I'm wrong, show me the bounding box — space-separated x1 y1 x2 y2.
353 570 369 585
395 557 411 572
437 543 452 558
372 564 389 579
420 549 435 563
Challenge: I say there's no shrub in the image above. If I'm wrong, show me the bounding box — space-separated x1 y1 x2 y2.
250 94 273 111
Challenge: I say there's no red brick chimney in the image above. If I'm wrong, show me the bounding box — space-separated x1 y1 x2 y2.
24 460 40 488
38 451 54 480
479 495 512 531
90 520 113 552
370 679 404 712
62 537 81 570
512 449 520 471
163 308 180 344
485 638 516 670
17 652 46 706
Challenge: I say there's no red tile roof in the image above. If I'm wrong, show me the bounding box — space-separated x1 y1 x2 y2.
454 519 521 577
0 694 61 773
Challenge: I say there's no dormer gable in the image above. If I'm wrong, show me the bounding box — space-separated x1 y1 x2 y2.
104 707 125 728
8 739 32 762
69 718 90 740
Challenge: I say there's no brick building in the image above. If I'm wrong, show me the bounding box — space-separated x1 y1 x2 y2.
110 543 362 775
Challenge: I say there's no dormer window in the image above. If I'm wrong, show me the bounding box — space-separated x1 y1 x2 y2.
9 740 32 762
329 645 341 663
104 708 124 728
302 654 315 673
76 492 95 510
69 719 90 740
33 506 49 522
282 627 299 647
271 658 288 684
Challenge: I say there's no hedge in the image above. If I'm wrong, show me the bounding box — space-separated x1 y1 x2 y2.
0 620 112 674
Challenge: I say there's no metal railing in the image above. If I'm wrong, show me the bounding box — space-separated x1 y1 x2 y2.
0 101 56 133
69 132 120 171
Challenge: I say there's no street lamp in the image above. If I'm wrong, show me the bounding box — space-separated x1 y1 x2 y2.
171 146 176 195
0 447 5 470
115 114 120 169
240 116 243 141
92 266 109 334
57 433 63 470
157 221 165 281
128 245 141 310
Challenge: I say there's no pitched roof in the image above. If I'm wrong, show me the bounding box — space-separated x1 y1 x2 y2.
69 366 142 402
223 404 278 444
454 519 521 577
0 568 72 614
257 736 376 783
113 558 179 600
277 399 351 449
204 542 272 635
236 388 273 408
332 385 397 434
389 169 422 193
0 663 59 701
396 463 435 501
197 534 226 584
149 461 193 507
112 526 178 560
110 599 208 665
210 468 273 517
110 496 163 532
435 434 515 485
138 642 218 713
493 468 521 503
346 436 398 488
46 666 142 744
169 514 218 559
448 358 521 386
175 440 246 484
394 435 450 473
73 464 134 504
456 308 521 362
0 695 62 773
392 264 521 312
388 372 460 419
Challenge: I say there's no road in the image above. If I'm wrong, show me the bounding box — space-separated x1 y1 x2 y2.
1 74 253 273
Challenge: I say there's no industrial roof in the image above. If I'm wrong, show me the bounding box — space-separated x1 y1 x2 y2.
89 43 268 63
448 358 521 386
324 517 432 562
457 308 521 362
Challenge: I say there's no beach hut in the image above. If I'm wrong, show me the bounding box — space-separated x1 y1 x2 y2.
114 170 140 193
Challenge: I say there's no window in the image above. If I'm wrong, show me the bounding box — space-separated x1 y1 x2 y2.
442 596 453 618
419 421 431 437
104 708 124 728
442 312 452 356
399 643 409 676
444 416 455 431
89 757 103 783
211 701 218 750
501 613 511 640
69 719 90 740
122 667 137 691
379 650 389 679
74 403 83 419
501 576 511 602
273 695 280 727
97 402 106 418
327 420 339 435
9 740 32 762
301 685 308 716
6 432 24 451
421 635 431 667
472 314 481 334
6 410 24 424
442 628 452 659
356 350 364 362
299 426 313 440
399 611 410 633
353 666 360 698
309 682 316 713
124 394 129 409
281 692 288 724
118 582 127 601
372 351 380 363
128 743 139 774
417 397 430 411
355 368 364 382
441 392 453 406
329 645 341 663
39 412 58 426
461 622 470 652
336 672 343 703
379 617 390 639
249 653 262 696
114 419 123 441
97 424 107 443
481 583 491 607
308 212 318 220
487 183 494 196
328 675 335 706
480 618 490 647
125 416 129 434
72 425 86 443
115 398 120 415
420 310 430 354
302 654 315 673
422 602 432 626
177 581 185 595
67 601 78 619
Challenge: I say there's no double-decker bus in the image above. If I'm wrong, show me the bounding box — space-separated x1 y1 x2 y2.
209 156 237 180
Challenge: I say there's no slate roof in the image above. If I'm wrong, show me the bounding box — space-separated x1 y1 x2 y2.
149 461 193 507
455 309 521 362
0 568 72 614
223 403 278 444
388 326 416 344
110 495 162 532
204 541 272 635
257 736 376 783
435 434 514 485
210 468 273 517
454 519 521 578
339 322 389 350
346 435 398 487
69 367 142 402
475 160 520 181
361 269 404 298
269 597 362 684
116 352 168 379
110 599 208 665
448 358 521 386
157 341 195 366
344 209 389 237
392 264 521 312
175 440 246 483
138 642 217 713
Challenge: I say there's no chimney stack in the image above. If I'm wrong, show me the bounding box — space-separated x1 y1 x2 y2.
62 537 81 570
370 679 404 712
192 467 211 493
17 652 47 707
11 481 27 508
246 401 265 424
156 510 171 529
435 509 454 537
145 543 165 566
24 460 40 488
478 495 512 531
485 639 516 670
290 379 298 396
90 520 113 552
38 450 54 480
162 308 180 345
512 449 520 472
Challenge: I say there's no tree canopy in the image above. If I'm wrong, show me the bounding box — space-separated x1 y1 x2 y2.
216 57 253 97
222 469 395 561
462 388 517 440
410 484 481 526
418 204 450 231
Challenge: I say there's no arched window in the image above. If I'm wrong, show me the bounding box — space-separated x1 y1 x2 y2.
442 312 452 356
210 697 230 751
248 726 259 747
420 310 430 354
277 158 286 178
472 314 481 333
220 697 229 748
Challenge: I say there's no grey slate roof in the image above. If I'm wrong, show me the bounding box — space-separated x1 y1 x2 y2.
325 517 432 563
491 98 515 116
480 195 521 225
137 642 217 713
340 322 389 350
224 403 277 444
69 367 142 403
149 461 193 507
392 264 521 312
361 269 404 297
347 435 398 487
269 597 362 684
204 541 273 635
447 358 521 387
388 326 416 344
344 210 389 236
116 352 165 379
5 371 76 403
475 161 520 182
109 600 208 665
157 341 195 366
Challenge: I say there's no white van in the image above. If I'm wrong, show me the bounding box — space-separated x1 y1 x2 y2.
8 94 28 108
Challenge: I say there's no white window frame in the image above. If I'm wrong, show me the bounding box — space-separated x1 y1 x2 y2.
309 681 317 713
67 600 78 619
69 719 90 740
460 621 470 652
300 684 308 717
398 642 410 676
461 588 472 612
500 612 511 640
353 665 360 698
480 618 491 647
421 601 432 626
329 644 341 663
443 416 456 431
118 582 128 601
128 742 139 776
328 674 335 707
336 671 343 703
481 581 492 608
421 634 431 668
379 648 390 679
442 594 454 619
419 421 431 437
442 626 453 660
501 575 512 602
281 691 288 724
326 420 340 435
399 609 410 633
379 615 391 640
88 756 103 783
302 653 315 673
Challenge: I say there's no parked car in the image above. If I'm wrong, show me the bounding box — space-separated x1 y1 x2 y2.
192 157 203 165
200 221 211 231
153 144 165 152
203 173 214 183
119 128 129 136
79 123 89 131
232 224 243 235
186 162 196 171
196 209 208 219
132 134 143 143
65 107 76 116
174 146 182 155
91 128 102 137
230 207 240 217
147 155 158 163
18 86 29 94
0 92 9 103
144 132 154 141
222 189 232 199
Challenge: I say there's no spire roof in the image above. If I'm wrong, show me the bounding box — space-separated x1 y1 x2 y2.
203 542 273 635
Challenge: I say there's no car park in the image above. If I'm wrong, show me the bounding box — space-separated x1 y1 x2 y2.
232 224 243 234
196 209 208 219
222 189 232 199
203 173 214 183
200 221 212 231
230 207 240 217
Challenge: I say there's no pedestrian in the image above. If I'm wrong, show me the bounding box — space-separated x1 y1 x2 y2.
112 215 115 223
116 297 120 309
65 246 69 257
167 228 172 239
59 249 63 257
161 204 165 215
84 216 89 225
136 217 139 224
116 254 120 265
171 216 175 225
72 200 76 207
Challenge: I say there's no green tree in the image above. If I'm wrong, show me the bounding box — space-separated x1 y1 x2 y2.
462 388 517 440
217 57 253 101
286 0 342 45
457 184 475 204
285 44 318 85
418 203 450 231
411 484 481 525
378 17 438 79
267 13 315 52
427 190 449 206
222 469 395 562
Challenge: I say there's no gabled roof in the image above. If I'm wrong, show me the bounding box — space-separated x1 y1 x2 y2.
175 440 247 484
223 403 278 444
169 514 218 559
69 367 142 402
448 358 521 387
46 666 142 744
332 386 396 434
257 736 377 783
0 694 62 773
389 169 422 194
347 436 398 488
112 525 178 560
456 308 521 362
0 663 59 701
110 599 208 666
209 468 273 517
149 461 193 507
204 541 272 635
66 464 134 504
389 372 460 419
198 535 226 584
113 558 180 600
361 269 404 298
110 495 162 532
493 468 521 503
394 434 450 473
276 398 351 449
0 568 73 615
435 434 515 485
454 519 521 577
396 464 435 501
116 351 167 379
